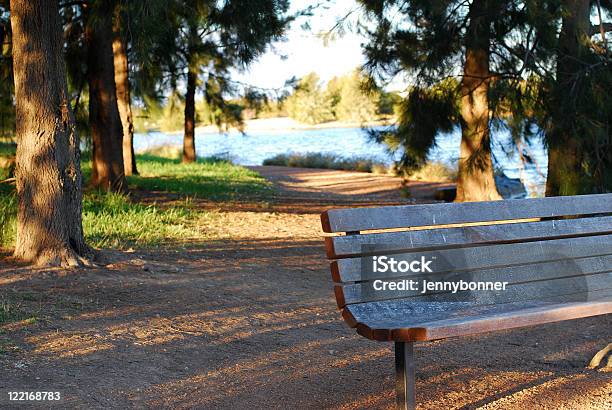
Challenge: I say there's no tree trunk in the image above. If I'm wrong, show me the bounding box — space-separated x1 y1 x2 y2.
10 0 93 266
182 67 197 163
86 3 127 192
456 0 501 202
545 0 591 196
112 8 138 176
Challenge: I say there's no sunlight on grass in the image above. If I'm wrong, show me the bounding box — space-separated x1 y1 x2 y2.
82 192 204 249
1 154 271 249
127 154 272 199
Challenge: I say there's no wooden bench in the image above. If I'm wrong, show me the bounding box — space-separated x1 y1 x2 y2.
320 193 612 410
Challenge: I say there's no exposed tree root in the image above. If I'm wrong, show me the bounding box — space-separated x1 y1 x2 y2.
16 245 100 268
587 343 612 370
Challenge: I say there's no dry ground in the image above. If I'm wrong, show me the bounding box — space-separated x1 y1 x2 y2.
0 166 610 409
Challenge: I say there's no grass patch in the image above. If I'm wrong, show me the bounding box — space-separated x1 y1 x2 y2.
2 189 207 249
82 192 204 249
0 185 17 247
263 152 390 174
0 141 16 157
127 154 272 199
1 153 270 249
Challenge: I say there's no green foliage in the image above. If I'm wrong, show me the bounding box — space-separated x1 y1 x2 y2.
240 89 286 119
160 92 186 133
284 70 397 125
330 70 380 122
136 0 291 134
358 1 534 178
372 80 459 175
284 73 335 124
0 141 15 157
263 152 388 173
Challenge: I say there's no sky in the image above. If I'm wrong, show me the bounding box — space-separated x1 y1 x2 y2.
231 1 373 92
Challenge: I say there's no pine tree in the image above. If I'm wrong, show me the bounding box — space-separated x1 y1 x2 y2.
155 0 291 163
359 1 535 201
541 0 612 195
85 0 127 192
112 1 138 176
10 0 93 266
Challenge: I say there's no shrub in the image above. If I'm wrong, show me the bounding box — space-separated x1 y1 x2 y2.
263 152 390 173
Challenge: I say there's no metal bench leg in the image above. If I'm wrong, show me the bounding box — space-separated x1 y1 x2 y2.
395 341 416 410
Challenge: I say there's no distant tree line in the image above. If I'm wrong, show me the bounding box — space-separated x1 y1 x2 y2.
132 68 401 130
283 70 399 124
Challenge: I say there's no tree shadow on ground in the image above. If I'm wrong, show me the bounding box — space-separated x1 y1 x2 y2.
0 236 610 409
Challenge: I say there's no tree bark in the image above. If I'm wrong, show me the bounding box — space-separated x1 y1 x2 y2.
182 67 197 163
545 0 591 196
112 8 138 176
86 3 127 192
10 0 93 266
456 0 501 202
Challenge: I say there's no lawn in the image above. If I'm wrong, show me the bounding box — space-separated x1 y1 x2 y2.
0 153 272 249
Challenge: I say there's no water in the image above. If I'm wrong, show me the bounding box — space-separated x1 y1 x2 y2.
134 126 548 197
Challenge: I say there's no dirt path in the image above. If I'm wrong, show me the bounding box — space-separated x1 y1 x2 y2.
249 165 452 203
0 167 610 409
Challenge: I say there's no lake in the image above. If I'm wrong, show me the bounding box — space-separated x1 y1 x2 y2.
134 126 548 197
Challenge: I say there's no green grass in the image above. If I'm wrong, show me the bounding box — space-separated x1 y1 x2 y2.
126 154 272 200
1 153 271 249
0 141 16 158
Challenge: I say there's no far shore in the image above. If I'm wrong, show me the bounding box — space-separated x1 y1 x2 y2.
142 116 395 136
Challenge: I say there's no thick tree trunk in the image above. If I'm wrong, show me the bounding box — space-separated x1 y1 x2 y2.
10 0 93 266
86 3 127 192
545 0 591 196
182 68 197 163
112 9 138 176
456 0 501 202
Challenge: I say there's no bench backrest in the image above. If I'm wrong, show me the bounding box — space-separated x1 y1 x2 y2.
321 194 612 310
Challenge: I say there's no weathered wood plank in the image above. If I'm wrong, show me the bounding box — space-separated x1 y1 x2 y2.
357 300 612 342
344 287 612 329
336 256 612 306
331 234 612 283
321 193 612 233
326 216 612 259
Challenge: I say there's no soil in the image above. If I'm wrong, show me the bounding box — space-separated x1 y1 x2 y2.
0 166 610 409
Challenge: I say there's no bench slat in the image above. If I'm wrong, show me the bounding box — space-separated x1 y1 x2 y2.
321 193 612 233
350 298 612 341
331 234 612 283
336 257 612 307
344 287 612 327
326 216 612 258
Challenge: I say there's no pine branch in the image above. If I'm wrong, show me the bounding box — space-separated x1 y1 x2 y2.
590 23 612 36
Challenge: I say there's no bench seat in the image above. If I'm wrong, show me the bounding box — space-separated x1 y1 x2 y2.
346 296 612 342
